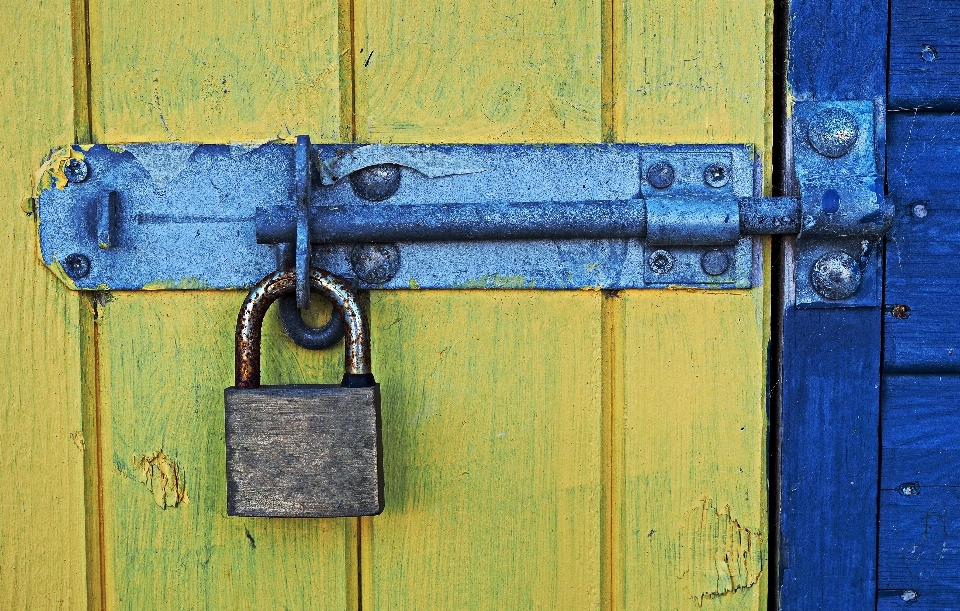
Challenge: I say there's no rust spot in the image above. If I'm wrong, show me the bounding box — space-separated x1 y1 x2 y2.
679 498 764 605
135 450 189 509
886 304 911 319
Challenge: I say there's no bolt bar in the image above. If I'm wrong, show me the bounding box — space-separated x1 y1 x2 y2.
256 197 802 245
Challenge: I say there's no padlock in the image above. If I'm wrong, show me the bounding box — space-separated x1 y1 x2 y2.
224 268 383 517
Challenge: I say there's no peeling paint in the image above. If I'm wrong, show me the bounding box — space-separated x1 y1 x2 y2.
33 146 84 197
142 277 214 290
134 450 189 509
456 274 535 289
678 498 764 605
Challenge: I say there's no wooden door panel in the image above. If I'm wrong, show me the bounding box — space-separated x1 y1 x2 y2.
85 0 355 608
613 0 770 609
889 0 960 111
0 1 90 609
354 2 605 608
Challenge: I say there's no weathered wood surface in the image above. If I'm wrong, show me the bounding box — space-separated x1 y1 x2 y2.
878 374 960 609
0 1 90 609
885 113 960 373
778 0 887 609
9 0 772 607
888 0 960 111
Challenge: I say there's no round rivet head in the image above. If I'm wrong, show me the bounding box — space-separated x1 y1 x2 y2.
703 164 730 188
646 162 675 189
701 249 730 276
349 164 401 201
806 107 859 158
810 251 862 300
350 243 401 284
64 158 89 183
647 249 675 274
63 253 91 279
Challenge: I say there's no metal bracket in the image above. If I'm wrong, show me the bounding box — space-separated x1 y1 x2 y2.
34 131 887 297
790 101 892 307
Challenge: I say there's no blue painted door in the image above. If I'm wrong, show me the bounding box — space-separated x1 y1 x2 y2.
880 5 960 607
779 2 960 609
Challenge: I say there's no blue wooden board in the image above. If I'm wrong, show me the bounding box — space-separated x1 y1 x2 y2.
885 113 960 372
878 375 960 608
778 0 887 609
889 0 960 110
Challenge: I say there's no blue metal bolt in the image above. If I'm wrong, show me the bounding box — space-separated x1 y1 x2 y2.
646 162 675 189
63 253 91 279
806 107 859 158
810 251 861 300
350 164 401 201
64 158 89 183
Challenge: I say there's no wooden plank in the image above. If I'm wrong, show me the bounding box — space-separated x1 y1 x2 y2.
0 1 90 609
354 0 602 143
885 113 960 373
88 0 343 143
614 289 770 611
88 0 355 608
778 0 887 609
879 487 960 607
354 2 604 609
881 374 960 488
613 0 771 608
364 291 603 610
889 0 960 111
96 293 354 610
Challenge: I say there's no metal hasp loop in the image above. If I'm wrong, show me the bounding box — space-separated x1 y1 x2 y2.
234 268 373 389
274 242 345 350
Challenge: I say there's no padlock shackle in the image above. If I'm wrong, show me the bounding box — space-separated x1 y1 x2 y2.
235 269 372 389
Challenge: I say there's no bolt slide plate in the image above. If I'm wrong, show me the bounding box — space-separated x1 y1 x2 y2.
36 143 759 290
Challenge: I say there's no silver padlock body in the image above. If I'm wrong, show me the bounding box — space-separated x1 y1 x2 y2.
224 384 383 517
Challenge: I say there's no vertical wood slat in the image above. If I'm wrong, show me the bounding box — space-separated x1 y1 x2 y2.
86 0 355 608
778 1 888 609
0 1 89 609
613 0 771 608
354 2 604 608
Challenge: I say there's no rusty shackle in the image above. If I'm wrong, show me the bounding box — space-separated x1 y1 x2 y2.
234 268 373 389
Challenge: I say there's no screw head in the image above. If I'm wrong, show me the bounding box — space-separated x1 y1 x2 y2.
921 44 938 62
810 251 861 300
647 249 675 275
63 253 91 279
646 162 675 189
350 243 401 284
806 107 859 158
701 249 730 276
912 202 928 218
349 164 401 201
703 164 730 188
64 158 89 183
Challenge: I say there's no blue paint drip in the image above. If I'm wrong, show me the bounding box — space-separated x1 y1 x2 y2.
822 189 841 213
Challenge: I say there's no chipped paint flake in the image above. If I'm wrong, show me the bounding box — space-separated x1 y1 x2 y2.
134 449 189 509
679 498 764 605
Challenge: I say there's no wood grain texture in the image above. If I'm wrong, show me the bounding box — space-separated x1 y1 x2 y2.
878 375 960 608
354 0 603 143
94 292 354 610
0 1 90 609
615 0 771 152
881 374 960 488
614 0 770 608
612 289 769 611
889 0 960 111
885 113 960 373
88 0 355 606
365 291 603 610
779 0 887 609
88 0 343 143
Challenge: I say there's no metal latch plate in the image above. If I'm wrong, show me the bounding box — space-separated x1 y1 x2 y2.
37 143 760 290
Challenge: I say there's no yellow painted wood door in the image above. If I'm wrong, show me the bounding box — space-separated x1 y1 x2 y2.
1 0 770 609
